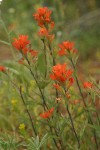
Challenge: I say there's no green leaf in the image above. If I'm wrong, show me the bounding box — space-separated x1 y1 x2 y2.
7 67 20 75
89 124 100 133
0 40 11 46
37 53 46 76
38 79 51 89
74 54 79 65
80 120 88 140
39 133 48 148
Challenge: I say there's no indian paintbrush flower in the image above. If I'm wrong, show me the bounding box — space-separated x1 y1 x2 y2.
12 35 30 53
83 81 93 89
33 7 52 27
40 108 54 119
58 41 75 56
50 63 73 83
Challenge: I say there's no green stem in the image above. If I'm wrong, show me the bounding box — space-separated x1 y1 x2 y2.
25 56 48 111
48 43 59 101
49 127 61 150
42 38 47 78
67 105 80 149
5 73 37 136
54 128 65 150
64 88 80 148
19 86 37 136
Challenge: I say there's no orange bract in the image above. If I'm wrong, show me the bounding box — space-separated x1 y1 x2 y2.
33 7 52 27
12 35 30 52
69 77 74 86
29 50 38 57
53 83 61 90
40 108 54 119
83 81 93 89
58 41 74 56
0 66 6 72
38 28 49 37
50 63 73 83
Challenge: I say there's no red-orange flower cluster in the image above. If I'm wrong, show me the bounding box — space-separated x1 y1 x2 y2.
83 81 93 89
50 63 73 83
12 35 38 58
33 7 52 27
38 27 49 37
58 41 76 56
0 66 6 72
40 108 54 119
12 35 30 52
33 7 55 42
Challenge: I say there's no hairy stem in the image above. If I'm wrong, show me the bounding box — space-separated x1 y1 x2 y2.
25 56 48 111
64 88 80 148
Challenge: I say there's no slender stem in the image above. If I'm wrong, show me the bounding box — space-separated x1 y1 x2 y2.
42 38 47 78
48 43 59 101
48 42 56 66
48 43 65 149
64 88 80 148
30 69 48 110
70 58 99 149
5 73 37 136
25 55 63 149
66 105 80 148
19 86 37 136
25 56 48 111
54 128 65 150
49 127 61 150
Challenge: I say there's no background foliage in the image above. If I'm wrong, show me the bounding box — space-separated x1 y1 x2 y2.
0 0 100 149
0 0 100 59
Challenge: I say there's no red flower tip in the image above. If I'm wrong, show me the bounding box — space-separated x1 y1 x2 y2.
40 108 54 119
69 77 74 86
38 28 49 37
58 41 76 56
50 63 73 83
58 49 66 56
12 35 30 52
0 66 6 72
53 83 60 90
59 41 74 50
50 21 55 29
83 81 93 89
33 7 52 27
29 50 38 57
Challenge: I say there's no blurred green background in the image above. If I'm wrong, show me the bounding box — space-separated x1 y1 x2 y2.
0 0 100 61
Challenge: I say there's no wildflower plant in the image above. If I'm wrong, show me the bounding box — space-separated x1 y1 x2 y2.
0 7 100 150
